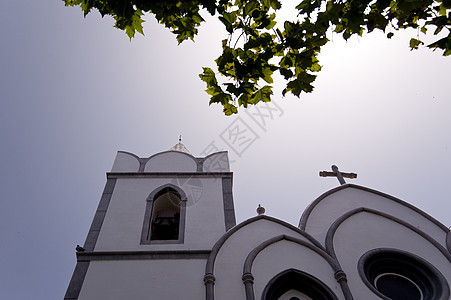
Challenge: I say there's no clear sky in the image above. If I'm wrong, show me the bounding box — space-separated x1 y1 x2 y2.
0 1 450 299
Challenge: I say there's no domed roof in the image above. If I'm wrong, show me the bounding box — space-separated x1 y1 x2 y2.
169 142 192 156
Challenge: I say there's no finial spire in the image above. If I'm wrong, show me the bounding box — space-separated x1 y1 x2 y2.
257 204 265 215
169 136 192 155
319 165 357 185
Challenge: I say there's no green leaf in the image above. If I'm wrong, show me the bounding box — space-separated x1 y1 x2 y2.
219 11 236 33
244 1 259 16
262 67 274 83
210 92 232 105
309 62 321 72
251 85 273 104
199 67 218 86
279 68 293 79
262 0 282 10
409 38 423 50
222 102 238 115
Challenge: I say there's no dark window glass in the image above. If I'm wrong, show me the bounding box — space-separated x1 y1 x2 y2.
359 249 449 300
375 273 422 300
151 189 181 240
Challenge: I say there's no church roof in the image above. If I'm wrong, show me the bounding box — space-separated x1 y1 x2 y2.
169 142 192 156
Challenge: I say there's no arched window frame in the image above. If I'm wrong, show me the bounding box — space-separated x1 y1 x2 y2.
261 269 338 300
140 184 187 244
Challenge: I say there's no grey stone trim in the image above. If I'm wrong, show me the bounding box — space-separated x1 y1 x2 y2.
299 184 449 233
196 158 204 172
447 230 451 254
64 178 117 299
107 172 233 179
84 178 116 251
261 269 340 300
76 250 211 261
140 183 187 245
242 273 255 300
64 261 89 300
324 207 451 264
357 248 450 300
222 177 236 230
204 215 326 300
203 273 216 300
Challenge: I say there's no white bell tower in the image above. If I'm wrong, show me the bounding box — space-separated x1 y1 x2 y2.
64 143 235 299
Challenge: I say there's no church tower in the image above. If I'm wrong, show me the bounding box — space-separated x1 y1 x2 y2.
64 143 235 299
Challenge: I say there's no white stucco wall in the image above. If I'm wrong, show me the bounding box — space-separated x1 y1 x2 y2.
78 259 205 300
144 152 197 172
332 212 451 299
203 152 230 172
95 177 226 251
111 152 140 172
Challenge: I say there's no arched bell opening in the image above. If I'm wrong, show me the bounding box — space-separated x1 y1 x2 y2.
140 184 187 245
150 188 181 241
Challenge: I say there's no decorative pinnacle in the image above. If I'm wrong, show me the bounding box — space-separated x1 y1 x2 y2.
257 204 265 215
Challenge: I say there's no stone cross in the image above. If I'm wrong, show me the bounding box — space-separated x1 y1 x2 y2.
319 165 357 185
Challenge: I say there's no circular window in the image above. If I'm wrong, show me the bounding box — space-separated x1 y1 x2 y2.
358 249 449 300
375 273 423 300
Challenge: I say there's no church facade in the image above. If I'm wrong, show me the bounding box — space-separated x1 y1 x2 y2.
65 145 451 300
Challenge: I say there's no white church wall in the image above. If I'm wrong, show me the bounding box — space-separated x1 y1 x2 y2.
184 177 227 247
251 240 344 300
213 218 318 300
144 151 197 172
331 211 451 299
78 259 205 300
94 177 226 251
111 151 140 172
303 186 447 248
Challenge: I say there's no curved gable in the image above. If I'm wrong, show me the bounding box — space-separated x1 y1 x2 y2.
203 151 230 172
207 215 323 274
144 151 197 172
248 237 342 300
205 215 323 300
111 151 141 172
300 184 448 248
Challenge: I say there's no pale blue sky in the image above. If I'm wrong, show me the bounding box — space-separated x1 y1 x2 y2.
0 1 450 299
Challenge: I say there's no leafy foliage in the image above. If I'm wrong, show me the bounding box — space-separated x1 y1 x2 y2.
65 0 450 115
